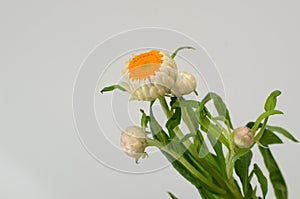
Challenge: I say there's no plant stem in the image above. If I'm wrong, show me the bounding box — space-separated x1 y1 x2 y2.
147 138 226 195
159 97 172 119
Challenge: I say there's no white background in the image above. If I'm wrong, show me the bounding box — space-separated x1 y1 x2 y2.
1 0 299 198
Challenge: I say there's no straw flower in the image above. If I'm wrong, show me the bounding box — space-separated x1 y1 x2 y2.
121 50 178 101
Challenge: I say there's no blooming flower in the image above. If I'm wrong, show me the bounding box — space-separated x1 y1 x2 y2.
233 126 254 148
172 71 196 97
121 50 178 101
120 126 147 159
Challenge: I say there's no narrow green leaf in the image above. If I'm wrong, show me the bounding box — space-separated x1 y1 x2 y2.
253 164 268 199
180 133 197 143
267 125 298 142
234 150 253 198
166 107 181 131
202 92 233 129
246 121 262 129
264 90 281 111
259 147 288 199
149 101 169 145
171 46 196 59
168 192 179 199
251 110 283 133
251 186 259 199
149 103 205 190
207 133 227 178
179 100 199 134
197 105 229 148
259 129 283 146
140 109 150 129
198 188 217 199
193 130 205 154
169 96 179 109
100 84 125 93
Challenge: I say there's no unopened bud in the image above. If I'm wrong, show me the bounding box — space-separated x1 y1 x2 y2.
120 126 147 158
172 72 196 97
233 126 254 148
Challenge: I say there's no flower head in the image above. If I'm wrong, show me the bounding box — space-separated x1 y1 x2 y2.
233 126 254 149
120 126 147 159
121 50 177 101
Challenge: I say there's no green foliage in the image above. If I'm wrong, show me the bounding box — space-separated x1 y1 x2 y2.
267 126 298 142
148 90 296 198
100 84 125 93
140 109 150 129
166 107 181 139
168 192 179 199
201 92 233 128
102 81 297 199
235 151 253 198
259 147 288 199
264 90 281 111
250 164 268 199
260 129 283 146
171 46 196 59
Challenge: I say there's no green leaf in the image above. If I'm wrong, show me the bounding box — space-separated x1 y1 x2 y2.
100 84 125 93
180 133 197 143
149 103 205 190
252 164 268 199
234 151 253 198
251 186 259 199
246 121 261 129
207 133 227 178
169 97 179 109
166 107 181 133
259 129 283 146
202 92 233 129
264 90 281 111
267 126 298 142
198 188 217 199
251 110 283 133
259 147 288 199
171 46 196 59
197 104 229 149
140 109 150 129
149 101 169 145
168 192 179 199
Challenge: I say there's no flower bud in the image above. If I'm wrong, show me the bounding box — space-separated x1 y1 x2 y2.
172 72 196 97
233 126 254 148
120 126 147 158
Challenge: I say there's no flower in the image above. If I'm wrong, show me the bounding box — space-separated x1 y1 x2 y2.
120 126 147 159
233 126 254 148
172 71 196 97
121 50 178 101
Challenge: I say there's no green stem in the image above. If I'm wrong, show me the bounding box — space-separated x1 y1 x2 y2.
147 138 226 195
159 97 172 119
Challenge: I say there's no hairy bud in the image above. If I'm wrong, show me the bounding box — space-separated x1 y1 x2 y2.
120 126 147 158
233 126 254 148
172 72 196 97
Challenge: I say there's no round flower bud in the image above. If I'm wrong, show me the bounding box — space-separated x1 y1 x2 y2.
172 72 196 97
120 126 147 158
233 126 254 149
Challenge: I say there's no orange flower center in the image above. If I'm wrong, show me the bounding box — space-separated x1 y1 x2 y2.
127 50 163 80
